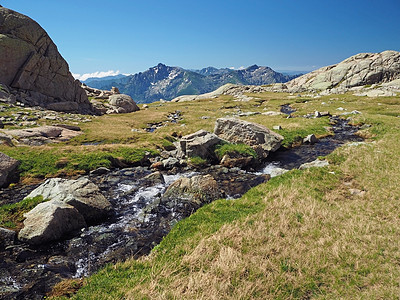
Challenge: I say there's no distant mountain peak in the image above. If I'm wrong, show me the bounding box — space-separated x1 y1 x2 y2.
86 63 299 103
246 64 260 71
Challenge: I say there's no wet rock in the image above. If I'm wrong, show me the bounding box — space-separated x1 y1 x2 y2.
303 134 318 144
178 129 225 160
214 118 284 158
0 227 16 249
162 157 180 170
24 178 113 223
90 167 111 176
299 159 329 169
220 153 255 169
18 201 87 245
44 256 76 275
207 166 270 198
162 175 219 213
0 152 20 188
143 172 165 186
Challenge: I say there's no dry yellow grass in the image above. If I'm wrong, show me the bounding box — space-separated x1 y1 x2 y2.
47 93 400 299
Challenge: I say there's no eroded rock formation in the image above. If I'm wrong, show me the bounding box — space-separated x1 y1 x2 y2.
0 6 94 113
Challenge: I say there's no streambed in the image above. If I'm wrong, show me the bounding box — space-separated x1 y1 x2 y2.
0 116 363 299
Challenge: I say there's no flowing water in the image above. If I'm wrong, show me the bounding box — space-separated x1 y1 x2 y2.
0 113 364 299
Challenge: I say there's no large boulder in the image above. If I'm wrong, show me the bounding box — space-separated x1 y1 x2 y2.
214 118 284 157
177 129 225 160
0 6 94 114
24 178 112 223
162 174 219 215
18 201 86 245
0 152 20 188
108 94 140 113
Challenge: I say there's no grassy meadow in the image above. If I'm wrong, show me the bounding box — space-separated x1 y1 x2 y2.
2 91 400 298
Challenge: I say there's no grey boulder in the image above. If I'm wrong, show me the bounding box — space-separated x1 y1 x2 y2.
24 178 112 223
214 118 284 157
18 201 86 245
162 174 219 210
178 129 225 160
0 152 20 188
108 94 140 113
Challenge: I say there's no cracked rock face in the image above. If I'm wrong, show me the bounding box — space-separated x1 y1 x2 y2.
0 7 94 114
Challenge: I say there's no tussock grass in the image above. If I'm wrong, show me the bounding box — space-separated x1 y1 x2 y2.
0 196 46 229
63 93 400 299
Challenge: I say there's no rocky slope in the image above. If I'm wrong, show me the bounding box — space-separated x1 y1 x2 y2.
0 6 94 114
85 64 297 103
284 50 400 95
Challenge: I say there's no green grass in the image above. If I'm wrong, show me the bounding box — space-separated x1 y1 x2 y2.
59 92 400 299
188 156 208 167
215 143 257 159
0 146 158 178
0 196 47 229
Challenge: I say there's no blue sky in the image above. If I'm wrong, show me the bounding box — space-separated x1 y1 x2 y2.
2 0 400 79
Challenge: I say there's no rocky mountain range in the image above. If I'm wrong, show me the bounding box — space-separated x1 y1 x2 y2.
84 64 298 103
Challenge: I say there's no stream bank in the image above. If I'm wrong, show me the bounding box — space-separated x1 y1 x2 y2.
0 115 363 299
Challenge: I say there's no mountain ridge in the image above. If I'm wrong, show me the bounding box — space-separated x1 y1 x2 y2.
84 64 298 103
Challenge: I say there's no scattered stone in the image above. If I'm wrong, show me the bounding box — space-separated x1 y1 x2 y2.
341 110 362 115
220 153 255 169
111 87 120 94
142 104 149 109
0 152 20 188
18 201 87 245
349 188 366 197
24 178 113 223
272 125 282 130
262 111 283 116
303 134 318 144
299 159 329 169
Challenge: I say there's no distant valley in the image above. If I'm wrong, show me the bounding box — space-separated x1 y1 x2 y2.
84 64 300 103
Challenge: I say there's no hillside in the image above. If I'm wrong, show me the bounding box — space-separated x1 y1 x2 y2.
283 50 400 95
85 64 297 103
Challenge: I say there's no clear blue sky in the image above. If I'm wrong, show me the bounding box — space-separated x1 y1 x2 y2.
2 0 400 77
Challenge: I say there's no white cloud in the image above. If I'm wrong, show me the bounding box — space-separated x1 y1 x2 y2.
238 66 246 70
72 70 121 81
